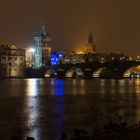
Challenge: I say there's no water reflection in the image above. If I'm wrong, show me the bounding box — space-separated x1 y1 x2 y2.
51 79 64 96
118 80 126 94
50 79 64 140
25 79 40 140
26 79 39 96
111 79 116 86
134 79 140 94
100 79 105 94
72 79 85 95
57 80 64 96
2 79 140 139
80 80 85 95
72 79 77 95
100 79 136 94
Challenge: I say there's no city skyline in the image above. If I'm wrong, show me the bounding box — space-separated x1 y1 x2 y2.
0 0 140 56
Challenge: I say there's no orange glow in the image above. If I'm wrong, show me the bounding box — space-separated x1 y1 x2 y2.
76 50 84 54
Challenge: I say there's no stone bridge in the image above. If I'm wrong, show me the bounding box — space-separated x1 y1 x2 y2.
45 61 140 79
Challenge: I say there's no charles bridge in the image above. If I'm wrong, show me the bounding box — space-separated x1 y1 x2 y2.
45 60 140 79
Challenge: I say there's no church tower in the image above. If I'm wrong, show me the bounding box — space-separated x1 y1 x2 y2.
34 25 52 68
85 32 96 54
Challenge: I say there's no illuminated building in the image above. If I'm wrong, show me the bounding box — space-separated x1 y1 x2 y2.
106 52 128 62
71 54 85 64
25 48 35 68
34 25 52 68
0 45 25 78
62 54 72 64
82 53 106 63
85 32 96 54
51 52 63 65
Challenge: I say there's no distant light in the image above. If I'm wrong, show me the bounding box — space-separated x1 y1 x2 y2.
136 56 140 62
129 57 132 61
59 54 62 57
77 51 84 54
51 53 63 65
29 48 35 52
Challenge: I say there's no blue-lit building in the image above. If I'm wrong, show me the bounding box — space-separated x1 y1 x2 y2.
51 52 63 65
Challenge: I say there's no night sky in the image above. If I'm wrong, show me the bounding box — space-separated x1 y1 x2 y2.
0 0 140 56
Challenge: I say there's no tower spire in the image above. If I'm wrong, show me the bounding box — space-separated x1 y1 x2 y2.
88 32 93 46
40 24 46 36
85 32 96 54
34 24 52 68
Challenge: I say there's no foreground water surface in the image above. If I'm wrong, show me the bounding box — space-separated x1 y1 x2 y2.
0 79 140 140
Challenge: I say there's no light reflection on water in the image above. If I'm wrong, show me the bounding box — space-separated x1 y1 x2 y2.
72 79 86 95
50 79 64 96
24 79 140 139
25 79 40 139
26 79 39 96
80 80 85 95
134 80 140 94
2 79 140 140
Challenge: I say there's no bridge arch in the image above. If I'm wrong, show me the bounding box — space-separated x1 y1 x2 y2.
45 69 57 78
65 67 84 78
92 67 113 78
123 65 140 78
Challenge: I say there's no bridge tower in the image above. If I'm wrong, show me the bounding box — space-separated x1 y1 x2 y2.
85 32 96 54
34 25 52 68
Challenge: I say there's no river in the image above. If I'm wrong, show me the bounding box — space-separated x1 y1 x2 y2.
0 78 140 140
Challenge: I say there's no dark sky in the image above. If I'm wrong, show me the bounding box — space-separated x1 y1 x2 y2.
0 0 140 56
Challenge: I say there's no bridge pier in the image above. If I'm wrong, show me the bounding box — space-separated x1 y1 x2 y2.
84 68 93 79
57 69 65 79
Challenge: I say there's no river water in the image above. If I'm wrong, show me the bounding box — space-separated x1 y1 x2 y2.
0 78 140 140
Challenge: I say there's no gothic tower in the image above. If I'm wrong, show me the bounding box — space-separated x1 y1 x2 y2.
34 25 52 68
85 32 96 54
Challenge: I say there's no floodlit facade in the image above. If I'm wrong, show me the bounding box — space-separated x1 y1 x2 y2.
0 45 25 78
34 25 52 68
25 48 35 68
